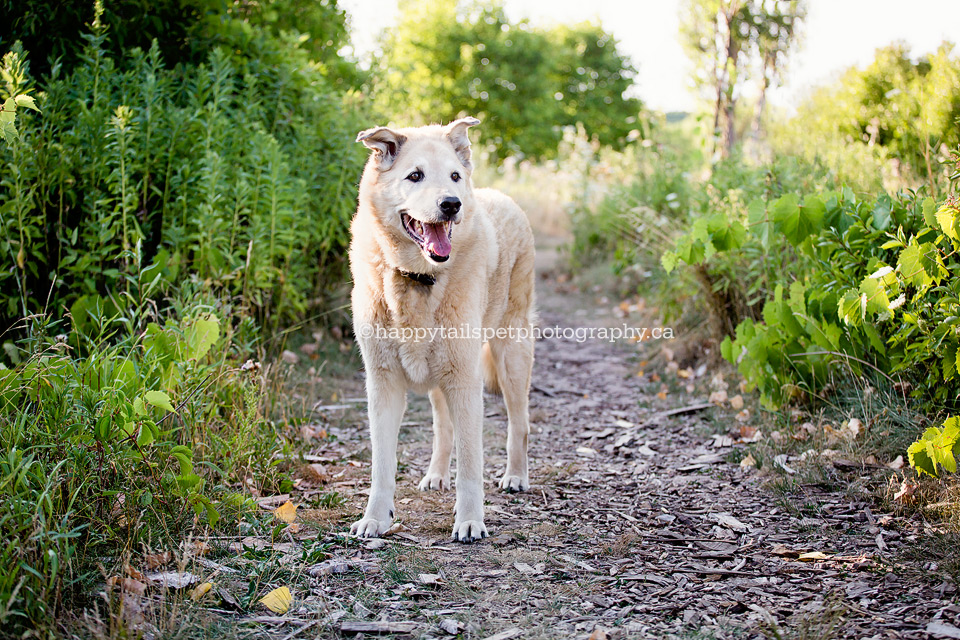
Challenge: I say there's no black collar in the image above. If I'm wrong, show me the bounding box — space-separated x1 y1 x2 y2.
397 269 436 286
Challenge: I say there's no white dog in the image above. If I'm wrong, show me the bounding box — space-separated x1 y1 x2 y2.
348 117 536 542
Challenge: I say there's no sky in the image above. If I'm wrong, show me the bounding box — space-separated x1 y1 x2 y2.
340 0 960 112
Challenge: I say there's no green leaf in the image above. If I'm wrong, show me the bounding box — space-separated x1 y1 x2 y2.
144 390 175 412
922 197 938 228
184 313 220 360
14 94 39 111
871 196 892 230
133 396 146 416
838 290 862 326
859 277 890 316
908 439 938 477
898 242 932 288
661 251 678 274
137 422 155 447
720 336 734 363
771 194 822 245
935 202 960 241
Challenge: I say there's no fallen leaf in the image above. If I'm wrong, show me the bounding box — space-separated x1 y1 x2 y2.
729 394 744 410
656 390 667 400
576 446 597 457
708 390 727 405
894 479 917 505
588 629 608 640
189 582 213 601
770 545 800 558
144 551 172 570
439 618 464 635
739 425 757 440
146 571 199 589
259 586 292 614
274 501 298 524
739 453 756 468
711 513 749 532
281 350 299 365
887 455 904 470
418 573 442 585
798 551 831 561
677 368 692 379
107 577 147 595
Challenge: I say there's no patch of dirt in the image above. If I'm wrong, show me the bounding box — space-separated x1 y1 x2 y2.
262 245 954 640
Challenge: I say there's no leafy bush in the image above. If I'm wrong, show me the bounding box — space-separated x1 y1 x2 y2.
0 243 290 633
0 13 366 333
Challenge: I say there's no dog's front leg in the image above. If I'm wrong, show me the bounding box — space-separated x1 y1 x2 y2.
351 374 406 538
445 381 487 542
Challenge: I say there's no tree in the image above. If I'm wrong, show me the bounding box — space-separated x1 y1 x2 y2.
680 0 804 158
373 0 642 161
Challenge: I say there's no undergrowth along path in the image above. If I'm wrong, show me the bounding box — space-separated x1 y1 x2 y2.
293 260 954 640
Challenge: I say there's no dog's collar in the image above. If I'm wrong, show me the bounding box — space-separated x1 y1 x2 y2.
397 269 436 286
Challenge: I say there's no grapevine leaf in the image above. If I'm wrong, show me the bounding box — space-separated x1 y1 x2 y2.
907 439 937 477
838 290 862 325
859 276 890 316
137 422 155 447
661 251 678 274
897 242 931 288
922 197 938 228
14 95 39 111
935 202 960 241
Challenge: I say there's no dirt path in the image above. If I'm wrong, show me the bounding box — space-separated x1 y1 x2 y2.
296 250 954 640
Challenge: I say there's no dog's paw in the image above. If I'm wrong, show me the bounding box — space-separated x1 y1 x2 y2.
498 474 529 492
418 472 450 491
451 519 488 543
350 517 391 538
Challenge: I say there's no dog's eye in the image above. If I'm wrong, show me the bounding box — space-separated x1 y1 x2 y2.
406 170 423 183
451 172 461 182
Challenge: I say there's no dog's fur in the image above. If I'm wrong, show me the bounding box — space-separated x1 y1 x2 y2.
348 117 536 542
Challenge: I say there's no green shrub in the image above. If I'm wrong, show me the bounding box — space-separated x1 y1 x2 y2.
0 15 367 333
0 244 288 633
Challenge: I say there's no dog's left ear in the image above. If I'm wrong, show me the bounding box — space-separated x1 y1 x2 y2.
444 117 481 169
357 126 407 170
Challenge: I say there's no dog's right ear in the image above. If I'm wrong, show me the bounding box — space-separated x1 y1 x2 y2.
356 126 406 170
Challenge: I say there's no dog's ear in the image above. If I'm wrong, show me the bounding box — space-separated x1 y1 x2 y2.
357 126 407 170
444 117 480 169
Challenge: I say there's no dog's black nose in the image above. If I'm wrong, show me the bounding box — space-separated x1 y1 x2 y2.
438 197 461 219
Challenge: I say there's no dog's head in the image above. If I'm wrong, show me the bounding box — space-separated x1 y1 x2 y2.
356 117 480 266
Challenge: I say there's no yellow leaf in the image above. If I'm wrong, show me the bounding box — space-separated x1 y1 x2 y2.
798 551 831 562
190 582 213 601
274 501 298 524
259 586 292 614
656 391 667 400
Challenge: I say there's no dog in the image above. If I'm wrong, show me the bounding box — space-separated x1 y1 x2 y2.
348 117 536 543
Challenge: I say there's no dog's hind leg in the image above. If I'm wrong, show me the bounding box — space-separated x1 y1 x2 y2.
495 336 533 492
419 387 453 491
351 373 406 538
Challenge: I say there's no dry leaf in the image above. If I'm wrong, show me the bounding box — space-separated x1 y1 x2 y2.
259 586 292 614
735 409 751 423
739 425 757 440
190 582 213 601
281 350 299 365
887 455 904 470
588 629 608 640
274 501 298 524
711 513 749 532
708 390 727 405
798 551 831 561
144 551 171 570
739 453 757 468
729 394 744 410
656 391 667 400
107 577 147 595
677 368 692 379
146 571 199 589
303 463 330 483
894 479 917 505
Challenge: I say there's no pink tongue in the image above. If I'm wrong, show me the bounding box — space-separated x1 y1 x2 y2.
423 223 451 257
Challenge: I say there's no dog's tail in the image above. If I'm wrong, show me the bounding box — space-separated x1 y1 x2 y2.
481 342 502 396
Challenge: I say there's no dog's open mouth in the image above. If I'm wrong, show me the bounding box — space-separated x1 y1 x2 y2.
401 212 454 262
